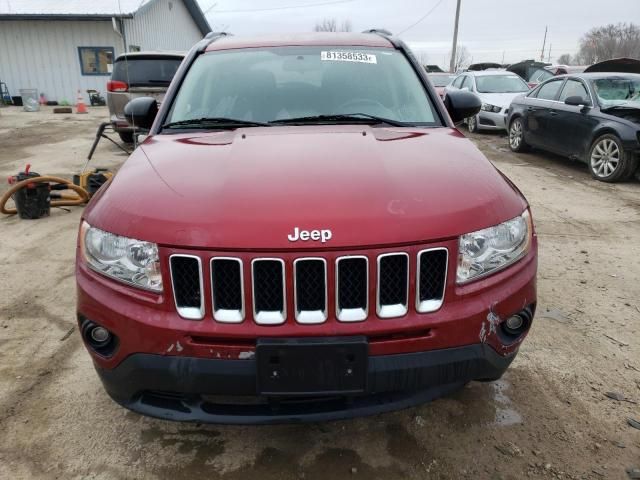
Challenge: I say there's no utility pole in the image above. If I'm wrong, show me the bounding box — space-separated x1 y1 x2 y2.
540 25 547 62
449 0 461 73
547 43 552 63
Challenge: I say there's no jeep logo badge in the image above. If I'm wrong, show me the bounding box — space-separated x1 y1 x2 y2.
287 227 332 243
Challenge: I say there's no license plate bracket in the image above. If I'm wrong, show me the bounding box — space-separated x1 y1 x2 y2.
256 337 368 396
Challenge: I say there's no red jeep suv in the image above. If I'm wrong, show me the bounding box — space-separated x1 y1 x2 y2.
76 31 537 423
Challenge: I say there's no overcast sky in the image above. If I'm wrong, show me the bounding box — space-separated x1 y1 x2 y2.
197 0 639 67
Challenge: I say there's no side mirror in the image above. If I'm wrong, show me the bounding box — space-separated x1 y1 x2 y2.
123 97 158 130
444 90 482 124
564 95 590 107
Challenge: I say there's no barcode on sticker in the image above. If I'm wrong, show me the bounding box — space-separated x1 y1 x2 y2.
321 51 377 64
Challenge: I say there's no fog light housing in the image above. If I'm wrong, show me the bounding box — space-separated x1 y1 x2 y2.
499 306 534 342
79 316 118 358
504 314 524 332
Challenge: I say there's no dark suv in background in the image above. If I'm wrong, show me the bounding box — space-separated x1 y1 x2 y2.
107 51 184 143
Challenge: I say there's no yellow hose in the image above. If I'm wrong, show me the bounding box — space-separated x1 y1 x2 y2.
1 176 90 215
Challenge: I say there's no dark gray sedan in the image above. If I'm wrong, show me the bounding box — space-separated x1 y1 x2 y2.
506 73 640 182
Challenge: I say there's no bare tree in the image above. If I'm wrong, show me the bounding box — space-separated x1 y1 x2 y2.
556 53 573 65
314 18 352 32
449 45 470 72
577 22 640 64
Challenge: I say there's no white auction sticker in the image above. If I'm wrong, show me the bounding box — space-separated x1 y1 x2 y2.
321 51 377 64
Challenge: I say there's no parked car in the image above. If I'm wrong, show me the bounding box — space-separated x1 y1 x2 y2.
507 72 640 182
446 70 530 132
506 60 587 89
428 72 456 98
107 51 184 143
77 31 537 424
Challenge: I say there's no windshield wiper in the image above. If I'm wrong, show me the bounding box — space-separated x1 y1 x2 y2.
270 113 411 127
162 117 271 129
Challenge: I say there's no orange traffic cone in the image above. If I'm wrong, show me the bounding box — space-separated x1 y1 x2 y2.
76 89 88 114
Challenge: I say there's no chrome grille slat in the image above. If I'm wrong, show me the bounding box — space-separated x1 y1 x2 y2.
251 258 286 325
169 254 204 320
376 253 409 319
416 248 448 313
211 257 244 323
336 256 368 322
294 258 327 324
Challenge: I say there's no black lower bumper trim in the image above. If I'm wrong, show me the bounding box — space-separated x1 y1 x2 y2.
95 343 515 424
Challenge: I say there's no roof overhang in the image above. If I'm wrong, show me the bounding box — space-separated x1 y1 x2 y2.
0 14 132 20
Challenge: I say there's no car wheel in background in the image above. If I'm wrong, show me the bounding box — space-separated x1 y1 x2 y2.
588 134 637 183
118 132 135 144
467 115 479 133
508 117 529 152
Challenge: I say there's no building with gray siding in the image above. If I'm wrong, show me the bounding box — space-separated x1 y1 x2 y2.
0 0 210 103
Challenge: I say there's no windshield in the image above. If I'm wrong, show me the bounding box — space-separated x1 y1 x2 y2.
476 75 529 93
429 74 455 87
166 47 439 126
112 56 182 86
592 78 640 107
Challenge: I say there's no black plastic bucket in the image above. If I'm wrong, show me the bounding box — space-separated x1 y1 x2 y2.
12 172 50 219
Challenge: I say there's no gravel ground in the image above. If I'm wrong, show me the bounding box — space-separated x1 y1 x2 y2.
0 106 638 480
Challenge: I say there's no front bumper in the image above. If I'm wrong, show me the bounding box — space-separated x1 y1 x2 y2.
478 110 508 131
77 238 537 423
96 342 515 424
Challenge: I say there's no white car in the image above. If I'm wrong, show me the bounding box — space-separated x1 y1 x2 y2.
445 70 530 133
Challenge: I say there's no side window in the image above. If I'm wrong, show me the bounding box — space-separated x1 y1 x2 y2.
78 47 114 76
460 76 470 89
535 79 563 101
558 79 589 102
452 75 464 88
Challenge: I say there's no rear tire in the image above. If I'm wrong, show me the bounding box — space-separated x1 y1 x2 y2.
118 132 135 144
467 115 479 133
508 117 529 152
588 134 637 182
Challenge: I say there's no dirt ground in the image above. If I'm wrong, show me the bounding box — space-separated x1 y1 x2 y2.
0 106 638 480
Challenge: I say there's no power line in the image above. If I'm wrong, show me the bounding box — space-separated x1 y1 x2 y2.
396 0 446 36
208 0 355 14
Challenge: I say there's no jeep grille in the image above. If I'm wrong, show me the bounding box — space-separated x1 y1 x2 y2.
169 248 448 324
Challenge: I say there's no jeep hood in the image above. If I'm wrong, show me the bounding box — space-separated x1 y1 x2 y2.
86 125 527 249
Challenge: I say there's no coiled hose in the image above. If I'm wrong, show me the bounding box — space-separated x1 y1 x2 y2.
0 176 90 215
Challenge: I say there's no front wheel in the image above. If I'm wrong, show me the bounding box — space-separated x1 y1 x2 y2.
118 131 135 144
588 134 637 182
467 115 479 133
508 117 529 152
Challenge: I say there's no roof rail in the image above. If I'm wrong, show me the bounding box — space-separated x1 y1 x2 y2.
362 28 392 36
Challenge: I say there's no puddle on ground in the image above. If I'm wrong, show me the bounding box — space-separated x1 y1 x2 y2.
491 379 523 427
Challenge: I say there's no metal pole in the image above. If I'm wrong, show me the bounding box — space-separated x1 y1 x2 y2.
540 25 547 62
449 0 461 73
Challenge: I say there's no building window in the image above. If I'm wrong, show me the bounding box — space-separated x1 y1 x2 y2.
78 47 114 76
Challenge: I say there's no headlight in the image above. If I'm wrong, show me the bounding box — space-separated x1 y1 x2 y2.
481 103 501 113
457 210 532 283
80 221 163 292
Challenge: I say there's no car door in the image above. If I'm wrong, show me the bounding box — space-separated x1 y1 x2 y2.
548 78 598 157
523 78 565 148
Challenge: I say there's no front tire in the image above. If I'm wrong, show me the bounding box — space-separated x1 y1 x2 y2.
118 131 135 144
467 115 479 133
508 117 529 152
588 134 637 182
